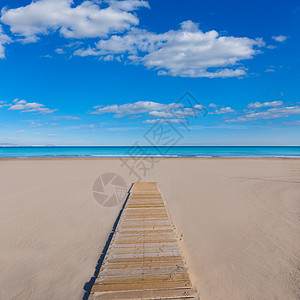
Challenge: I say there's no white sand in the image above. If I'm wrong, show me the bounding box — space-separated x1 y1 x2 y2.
0 158 299 299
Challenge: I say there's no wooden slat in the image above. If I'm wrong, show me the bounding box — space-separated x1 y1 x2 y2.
103 251 181 259
103 262 185 270
97 272 190 284
107 247 180 254
88 182 195 300
91 280 191 292
105 256 184 263
91 288 195 299
109 243 179 249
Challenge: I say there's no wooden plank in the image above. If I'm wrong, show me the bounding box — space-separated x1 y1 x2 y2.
105 256 184 263
107 248 180 254
90 288 195 299
88 182 195 300
113 237 175 243
115 230 173 234
99 266 187 277
113 238 177 244
104 252 182 259
119 220 171 224
102 261 185 269
118 225 173 229
123 212 169 216
111 235 176 240
109 242 179 248
97 272 190 284
114 231 174 236
115 229 174 234
91 280 191 292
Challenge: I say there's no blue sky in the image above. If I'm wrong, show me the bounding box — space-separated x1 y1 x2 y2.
0 0 299 145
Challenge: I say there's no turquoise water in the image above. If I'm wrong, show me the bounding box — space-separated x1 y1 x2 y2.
0 146 299 158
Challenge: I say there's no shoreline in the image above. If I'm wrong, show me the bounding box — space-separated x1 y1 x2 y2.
1 156 300 160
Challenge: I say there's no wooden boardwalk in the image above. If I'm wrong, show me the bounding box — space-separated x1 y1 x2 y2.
88 182 195 299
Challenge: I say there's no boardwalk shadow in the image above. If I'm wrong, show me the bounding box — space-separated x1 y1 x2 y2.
82 183 133 300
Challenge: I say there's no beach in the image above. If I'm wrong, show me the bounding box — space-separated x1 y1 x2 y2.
0 158 299 300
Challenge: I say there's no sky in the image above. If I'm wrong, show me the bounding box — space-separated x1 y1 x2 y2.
0 0 299 146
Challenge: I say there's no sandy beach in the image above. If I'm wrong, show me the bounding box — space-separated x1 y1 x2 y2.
0 158 299 300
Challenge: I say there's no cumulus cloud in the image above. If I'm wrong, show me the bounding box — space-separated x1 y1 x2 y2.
91 100 206 121
213 107 235 114
29 121 42 127
91 101 178 117
227 105 300 123
75 21 264 78
149 106 205 119
272 35 288 42
143 118 181 124
1 1 266 78
209 103 218 108
1 0 149 41
107 0 150 11
247 101 283 108
0 25 11 58
53 115 80 120
8 99 57 113
55 48 65 54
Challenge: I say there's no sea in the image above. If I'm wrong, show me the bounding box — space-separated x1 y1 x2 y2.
0 146 299 158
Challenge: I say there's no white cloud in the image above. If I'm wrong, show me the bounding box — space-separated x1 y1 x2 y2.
247 101 283 108
0 25 11 58
1 1 266 78
265 68 275 72
62 124 96 130
283 120 300 126
1 0 149 41
53 115 80 120
107 0 150 11
8 99 57 113
1 2 265 78
29 121 42 127
209 103 217 108
55 48 65 54
143 118 181 124
143 119 161 124
75 21 265 78
213 107 235 114
91 101 179 117
148 106 204 119
272 35 288 42
91 100 206 121
29 121 58 127
227 105 300 123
